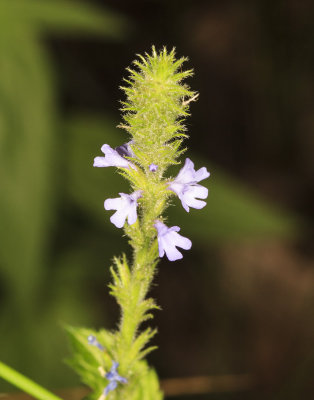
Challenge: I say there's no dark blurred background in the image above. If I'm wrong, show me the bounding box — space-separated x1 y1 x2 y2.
0 0 313 399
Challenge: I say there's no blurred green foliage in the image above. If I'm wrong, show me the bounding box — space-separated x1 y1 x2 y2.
0 0 127 390
0 0 300 392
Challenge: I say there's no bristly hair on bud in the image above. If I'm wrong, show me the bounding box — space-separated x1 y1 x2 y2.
119 46 198 174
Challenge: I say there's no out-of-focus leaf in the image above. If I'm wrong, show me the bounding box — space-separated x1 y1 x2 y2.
64 115 300 242
0 29 55 307
0 0 128 38
0 0 128 388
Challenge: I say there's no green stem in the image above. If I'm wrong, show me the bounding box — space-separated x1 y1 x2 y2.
0 361 63 400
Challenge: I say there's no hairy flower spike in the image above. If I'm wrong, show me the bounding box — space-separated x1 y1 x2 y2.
120 46 197 171
70 48 209 400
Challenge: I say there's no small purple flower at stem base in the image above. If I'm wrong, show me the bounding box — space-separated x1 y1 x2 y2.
149 163 158 172
168 158 210 212
154 221 192 261
104 190 142 229
103 362 127 396
93 144 131 169
87 335 104 351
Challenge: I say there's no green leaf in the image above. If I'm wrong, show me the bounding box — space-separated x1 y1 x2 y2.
0 29 55 308
0 0 128 38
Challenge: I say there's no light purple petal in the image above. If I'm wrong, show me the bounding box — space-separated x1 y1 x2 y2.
168 158 210 212
154 220 168 236
195 166 210 182
104 197 123 211
104 381 117 395
168 225 181 233
154 221 191 261
175 158 195 184
93 156 109 167
130 190 143 201
116 375 128 384
191 185 208 199
149 163 158 172
127 203 137 225
93 144 130 168
112 361 119 371
163 243 183 261
171 231 192 250
180 199 190 213
110 210 127 228
179 185 208 212
158 241 165 258
104 192 141 228
103 361 127 395
167 182 182 196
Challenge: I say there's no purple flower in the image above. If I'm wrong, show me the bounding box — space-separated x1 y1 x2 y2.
149 163 158 172
93 144 131 169
87 335 104 351
104 191 142 228
103 361 127 396
154 221 192 261
168 158 210 212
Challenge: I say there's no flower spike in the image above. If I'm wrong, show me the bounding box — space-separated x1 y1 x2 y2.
103 361 127 396
104 191 142 228
168 158 210 212
154 220 192 261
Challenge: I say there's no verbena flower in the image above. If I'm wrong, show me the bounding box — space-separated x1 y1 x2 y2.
87 335 104 351
154 221 192 261
168 158 210 212
104 191 142 228
149 163 158 172
103 361 127 396
93 144 131 169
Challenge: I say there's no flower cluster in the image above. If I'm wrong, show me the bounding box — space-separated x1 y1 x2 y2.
94 144 210 261
88 336 127 397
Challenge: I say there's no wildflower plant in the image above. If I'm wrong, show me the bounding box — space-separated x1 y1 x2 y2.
66 47 210 400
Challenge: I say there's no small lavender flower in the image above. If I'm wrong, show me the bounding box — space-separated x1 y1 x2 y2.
154 221 192 261
87 335 104 351
149 163 158 172
103 361 127 396
168 158 210 212
104 190 142 228
93 144 131 169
